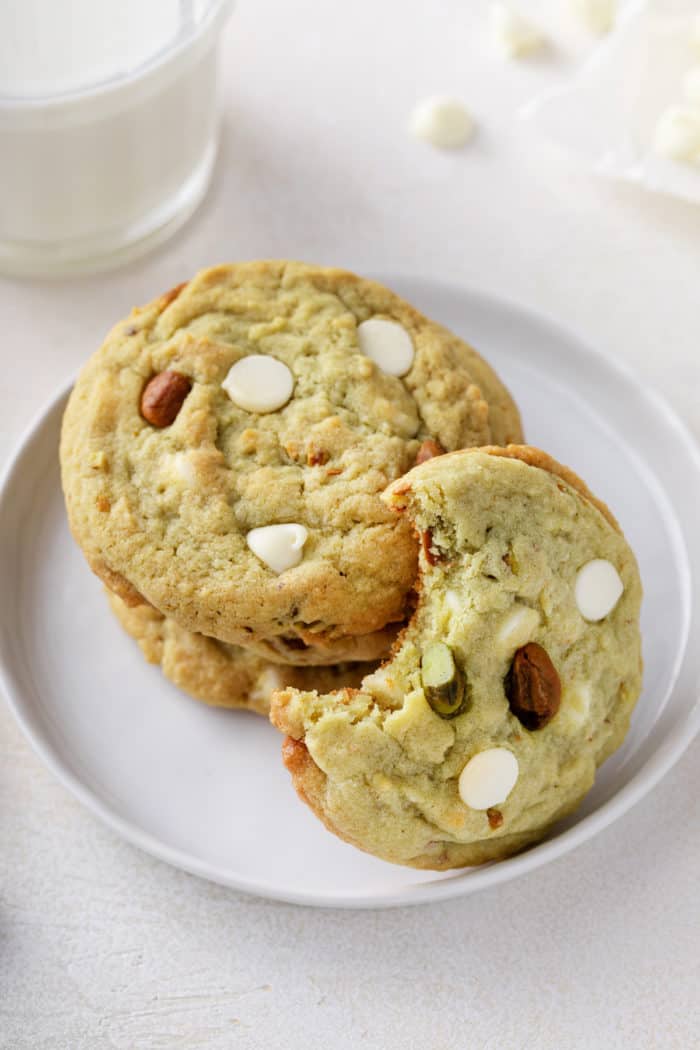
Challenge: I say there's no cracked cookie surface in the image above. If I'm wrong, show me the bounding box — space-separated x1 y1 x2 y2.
61 261 522 663
271 446 643 869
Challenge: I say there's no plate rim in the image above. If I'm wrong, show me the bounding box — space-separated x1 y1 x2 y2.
1 277 699 910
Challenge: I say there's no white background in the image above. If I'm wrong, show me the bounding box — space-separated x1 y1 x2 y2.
1 2 699 1048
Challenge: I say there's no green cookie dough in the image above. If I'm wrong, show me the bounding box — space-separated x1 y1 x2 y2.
61 261 523 665
271 446 643 869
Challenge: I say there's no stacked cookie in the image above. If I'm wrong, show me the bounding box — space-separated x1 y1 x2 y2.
61 261 642 870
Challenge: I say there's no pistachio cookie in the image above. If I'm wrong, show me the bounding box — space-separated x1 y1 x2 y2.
61 261 522 664
271 447 643 869
108 593 376 713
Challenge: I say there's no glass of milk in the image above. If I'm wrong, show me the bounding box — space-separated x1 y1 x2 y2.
0 0 234 277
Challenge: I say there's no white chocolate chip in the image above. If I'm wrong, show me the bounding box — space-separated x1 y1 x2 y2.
371 771 395 796
570 0 616 35
89 450 108 472
222 355 294 414
490 3 544 59
251 666 286 705
409 96 475 150
575 559 624 621
684 67 700 107
357 318 415 377
445 589 462 614
496 606 541 653
653 106 700 162
162 451 196 486
246 524 308 574
563 681 593 727
458 748 519 810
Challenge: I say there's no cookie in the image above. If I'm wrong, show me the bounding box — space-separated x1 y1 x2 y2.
61 261 523 664
271 446 643 869
108 592 376 712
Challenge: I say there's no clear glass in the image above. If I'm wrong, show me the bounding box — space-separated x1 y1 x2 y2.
0 0 234 277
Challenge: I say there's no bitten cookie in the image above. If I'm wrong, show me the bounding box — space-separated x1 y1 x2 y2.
108 593 376 713
271 446 643 869
60 261 523 664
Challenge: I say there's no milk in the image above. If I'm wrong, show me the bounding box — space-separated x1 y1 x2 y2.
0 0 181 100
0 0 233 276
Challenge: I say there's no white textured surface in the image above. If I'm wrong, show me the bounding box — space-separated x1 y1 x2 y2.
1 1 699 1047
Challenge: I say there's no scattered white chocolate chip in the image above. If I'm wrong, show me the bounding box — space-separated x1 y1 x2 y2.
490 3 544 59
445 590 462 614
162 451 196 486
222 355 294 414
571 0 616 34
570 0 615 35
246 523 308 574
575 559 623 621
357 318 415 377
409 96 475 150
496 606 541 653
653 105 700 162
684 67 700 107
458 748 519 810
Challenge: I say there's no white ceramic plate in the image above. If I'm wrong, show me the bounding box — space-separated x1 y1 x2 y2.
1 277 699 909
